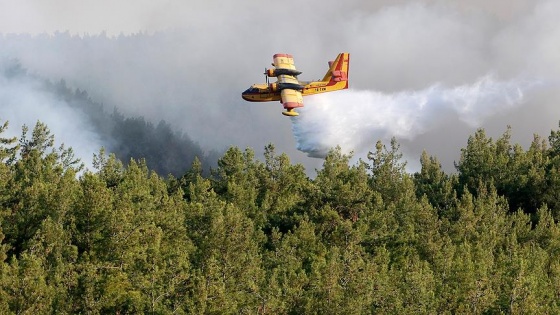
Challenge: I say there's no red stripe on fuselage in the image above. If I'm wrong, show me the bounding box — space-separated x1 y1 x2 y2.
273 53 293 59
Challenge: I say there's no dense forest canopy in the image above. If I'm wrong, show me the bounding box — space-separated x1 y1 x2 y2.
1 118 560 314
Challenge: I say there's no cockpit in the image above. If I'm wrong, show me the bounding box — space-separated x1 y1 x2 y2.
242 83 277 102
243 86 260 94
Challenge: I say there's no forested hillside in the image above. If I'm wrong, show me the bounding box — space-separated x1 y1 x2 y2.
2 60 220 176
1 119 560 314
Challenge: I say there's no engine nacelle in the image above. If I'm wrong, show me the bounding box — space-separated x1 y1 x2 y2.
266 68 302 77
266 68 276 77
269 82 304 92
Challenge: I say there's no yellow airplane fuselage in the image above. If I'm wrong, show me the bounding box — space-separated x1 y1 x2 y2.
242 52 350 116
241 79 348 102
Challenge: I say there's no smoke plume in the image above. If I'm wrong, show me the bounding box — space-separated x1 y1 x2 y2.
0 61 103 169
1 0 560 174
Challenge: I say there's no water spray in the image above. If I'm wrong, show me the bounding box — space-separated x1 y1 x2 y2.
291 75 538 158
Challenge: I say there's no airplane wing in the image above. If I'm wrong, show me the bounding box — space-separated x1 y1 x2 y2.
272 53 297 70
272 54 304 116
280 88 303 116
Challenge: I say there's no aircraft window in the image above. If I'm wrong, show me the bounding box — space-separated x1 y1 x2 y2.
244 87 259 94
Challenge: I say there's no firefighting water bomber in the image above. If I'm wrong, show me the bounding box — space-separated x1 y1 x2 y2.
242 53 350 116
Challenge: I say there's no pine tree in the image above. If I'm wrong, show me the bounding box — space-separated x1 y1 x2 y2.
4 122 81 257
258 144 310 233
313 147 371 224
186 197 264 313
414 151 458 217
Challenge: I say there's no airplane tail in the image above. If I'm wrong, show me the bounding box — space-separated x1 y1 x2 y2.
321 53 350 89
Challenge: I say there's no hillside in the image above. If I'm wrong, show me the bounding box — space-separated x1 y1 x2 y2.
1 60 219 176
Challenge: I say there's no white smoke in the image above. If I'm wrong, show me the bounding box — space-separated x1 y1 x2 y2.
0 63 103 170
1 0 559 174
292 75 539 158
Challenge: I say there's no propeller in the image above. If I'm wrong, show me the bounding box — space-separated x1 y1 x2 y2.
264 68 269 85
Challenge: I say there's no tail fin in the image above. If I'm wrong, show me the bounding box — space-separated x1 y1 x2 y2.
321 53 350 87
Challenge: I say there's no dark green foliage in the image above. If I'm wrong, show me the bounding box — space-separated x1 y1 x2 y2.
414 151 458 217
455 126 560 220
2 119 560 313
110 111 210 177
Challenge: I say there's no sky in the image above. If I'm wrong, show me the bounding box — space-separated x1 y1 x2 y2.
1 0 559 173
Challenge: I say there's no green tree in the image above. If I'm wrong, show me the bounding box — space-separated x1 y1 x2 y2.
367 138 408 203
456 128 511 198
414 151 458 217
0 120 17 311
454 127 553 216
263 219 322 314
26 217 79 313
186 190 264 313
2 253 54 314
211 147 261 222
366 139 441 264
98 159 193 313
257 144 310 233
544 122 560 219
3 122 81 257
313 147 371 223
0 120 18 164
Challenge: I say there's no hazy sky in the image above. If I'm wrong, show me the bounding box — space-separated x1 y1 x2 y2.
1 0 559 173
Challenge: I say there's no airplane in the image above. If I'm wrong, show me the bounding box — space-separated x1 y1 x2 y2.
242 52 349 116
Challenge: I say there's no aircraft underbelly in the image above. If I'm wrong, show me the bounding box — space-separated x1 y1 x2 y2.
259 93 280 101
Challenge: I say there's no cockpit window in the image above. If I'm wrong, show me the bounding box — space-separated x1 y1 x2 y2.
243 85 265 94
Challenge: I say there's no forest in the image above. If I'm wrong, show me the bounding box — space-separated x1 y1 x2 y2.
1 117 560 314
2 60 221 177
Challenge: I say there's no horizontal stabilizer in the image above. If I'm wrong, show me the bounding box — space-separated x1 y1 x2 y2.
332 70 348 82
